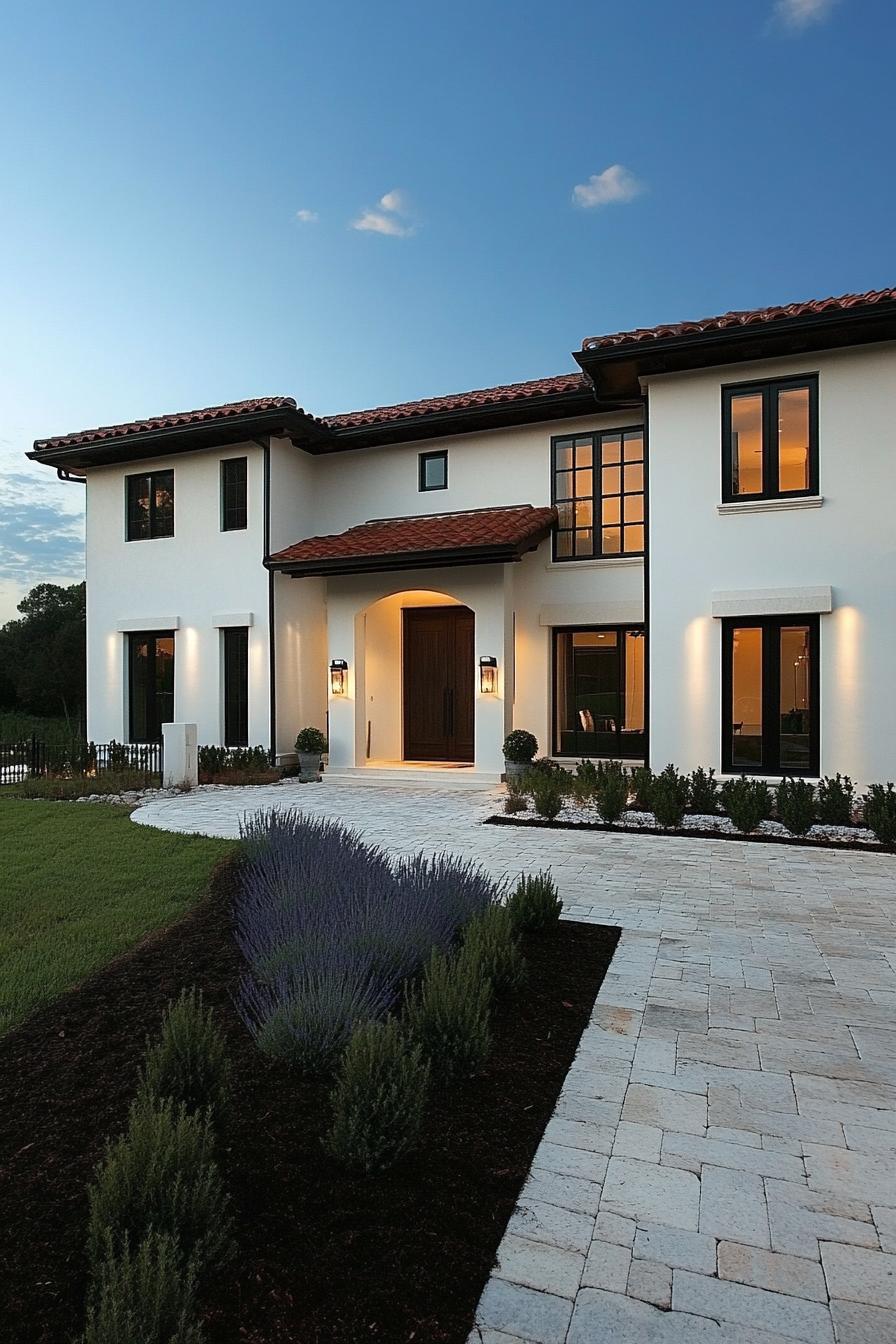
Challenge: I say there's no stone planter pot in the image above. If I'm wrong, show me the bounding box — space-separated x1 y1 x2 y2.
298 751 322 777
504 759 530 783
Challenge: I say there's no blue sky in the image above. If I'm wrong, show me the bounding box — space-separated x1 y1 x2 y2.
1 0 892 620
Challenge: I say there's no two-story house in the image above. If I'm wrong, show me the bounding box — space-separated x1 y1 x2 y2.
29 287 896 785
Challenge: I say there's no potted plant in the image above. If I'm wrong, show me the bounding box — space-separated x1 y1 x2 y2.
295 727 328 777
502 729 538 783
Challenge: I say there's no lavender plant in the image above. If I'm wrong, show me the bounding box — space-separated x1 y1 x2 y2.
234 811 501 1072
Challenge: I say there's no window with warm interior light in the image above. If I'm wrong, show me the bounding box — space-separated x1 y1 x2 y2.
553 626 646 758
722 615 819 775
128 631 175 742
552 428 645 560
126 470 174 540
722 376 817 502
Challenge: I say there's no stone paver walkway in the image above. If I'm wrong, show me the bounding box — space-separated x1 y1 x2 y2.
134 781 896 1343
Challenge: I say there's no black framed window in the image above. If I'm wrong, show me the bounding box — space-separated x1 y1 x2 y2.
722 375 818 502
553 626 646 758
419 450 447 491
128 632 175 742
223 627 249 747
126 470 174 540
722 615 819 776
552 428 645 560
221 457 248 531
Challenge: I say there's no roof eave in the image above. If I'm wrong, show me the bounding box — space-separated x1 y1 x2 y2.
304 388 611 452
28 406 330 471
575 302 896 400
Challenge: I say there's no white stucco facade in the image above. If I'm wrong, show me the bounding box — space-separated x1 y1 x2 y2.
58 303 894 788
647 342 896 785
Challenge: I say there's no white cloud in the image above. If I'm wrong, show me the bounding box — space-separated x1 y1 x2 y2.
572 164 645 209
294 208 319 223
379 189 408 214
352 187 416 237
771 0 839 29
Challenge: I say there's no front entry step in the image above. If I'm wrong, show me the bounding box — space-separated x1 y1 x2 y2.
323 766 501 790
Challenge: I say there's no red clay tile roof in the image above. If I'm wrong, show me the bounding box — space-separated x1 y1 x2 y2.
321 373 587 430
268 504 557 571
581 287 896 351
32 396 305 453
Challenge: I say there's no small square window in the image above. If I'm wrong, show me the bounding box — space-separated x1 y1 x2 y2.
419 450 448 491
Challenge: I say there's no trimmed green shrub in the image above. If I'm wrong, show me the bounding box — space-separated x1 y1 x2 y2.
294 726 327 754
629 766 655 811
502 730 538 764
325 1019 430 1174
816 774 855 826
459 904 525 993
405 949 491 1080
137 989 229 1125
651 764 690 829
863 783 896 846
503 792 528 815
87 1096 233 1279
721 777 772 834
507 871 562 934
530 773 564 820
776 778 817 836
594 760 629 824
689 766 719 815
81 1230 202 1344
197 745 271 777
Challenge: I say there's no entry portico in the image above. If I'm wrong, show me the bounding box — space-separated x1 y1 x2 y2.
267 505 556 776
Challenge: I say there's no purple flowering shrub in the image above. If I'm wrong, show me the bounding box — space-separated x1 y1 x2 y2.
233 810 501 1072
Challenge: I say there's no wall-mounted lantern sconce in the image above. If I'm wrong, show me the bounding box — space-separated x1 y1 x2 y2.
330 659 348 696
479 655 498 695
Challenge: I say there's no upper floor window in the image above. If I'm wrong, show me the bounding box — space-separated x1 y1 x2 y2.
419 450 447 491
221 457 248 531
126 470 174 541
722 375 818 502
552 428 645 560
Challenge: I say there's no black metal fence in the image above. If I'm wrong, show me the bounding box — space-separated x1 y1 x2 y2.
0 736 163 785
0 736 47 783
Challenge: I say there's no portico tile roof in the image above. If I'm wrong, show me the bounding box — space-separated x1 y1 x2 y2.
268 504 557 574
581 286 896 351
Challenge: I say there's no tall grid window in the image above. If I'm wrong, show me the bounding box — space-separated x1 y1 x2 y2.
223 627 249 747
552 428 645 560
221 457 248 531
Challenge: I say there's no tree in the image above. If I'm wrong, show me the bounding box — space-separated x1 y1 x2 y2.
0 581 86 728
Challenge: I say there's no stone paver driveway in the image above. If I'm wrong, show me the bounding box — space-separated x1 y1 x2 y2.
134 780 896 1343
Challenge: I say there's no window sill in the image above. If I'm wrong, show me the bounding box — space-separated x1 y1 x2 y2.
717 495 823 516
544 555 644 572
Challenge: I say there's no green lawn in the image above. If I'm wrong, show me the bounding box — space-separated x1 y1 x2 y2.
0 800 234 1033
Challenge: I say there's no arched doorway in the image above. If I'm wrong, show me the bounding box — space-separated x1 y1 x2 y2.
356 587 476 766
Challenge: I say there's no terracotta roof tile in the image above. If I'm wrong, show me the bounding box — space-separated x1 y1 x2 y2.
581 287 896 352
33 396 303 453
269 504 557 567
321 373 588 429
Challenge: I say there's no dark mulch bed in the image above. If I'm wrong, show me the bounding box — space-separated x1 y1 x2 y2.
0 858 618 1344
485 813 892 854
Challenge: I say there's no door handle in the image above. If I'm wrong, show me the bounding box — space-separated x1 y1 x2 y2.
447 687 455 737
